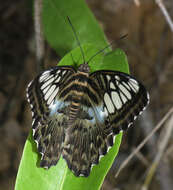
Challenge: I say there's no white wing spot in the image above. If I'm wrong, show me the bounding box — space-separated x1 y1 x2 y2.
128 80 139 93
32 119 35 126
39 73 49 82
104 93 115 113
55 77 61 83
31 111 34 117
128 122 133 128
110 82 116 90
47 87 59 105
32 129 36 136
26 92 29 99
103 107 108 117
27 81 32 88
115 76 120 80
41 77 54 90
129 78 138 84
49 101 54 108
42 70 50 75
122 81 131 91
115 76 120 86
119 84 131 100
44 74 52 82
35 140 39 148
43 85 50 94
41 152 44 160
62 70 67 75
44 85 56 101
120 93 128 104
131 82 139 92
139 111 143 115
111 91 122 110
57 70 61 74
106 75 111 81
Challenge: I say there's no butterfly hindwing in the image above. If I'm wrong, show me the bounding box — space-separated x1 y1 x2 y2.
26 66 75 167
62 106 114 177
33 114 66 168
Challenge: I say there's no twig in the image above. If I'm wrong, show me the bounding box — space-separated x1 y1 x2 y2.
134 0 140 7
139 100 173 189
141 113 173 190
132 148 149 166
156 162 173 190
155 0 173 32
115 107 173 178
34 0 45 72
0 71 22 125
139 109 157 158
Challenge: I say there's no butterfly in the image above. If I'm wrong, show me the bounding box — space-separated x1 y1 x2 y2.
26 55 149 177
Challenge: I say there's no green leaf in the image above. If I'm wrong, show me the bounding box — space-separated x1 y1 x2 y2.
42 0 109 56
15 0 129 189
15 45 128 190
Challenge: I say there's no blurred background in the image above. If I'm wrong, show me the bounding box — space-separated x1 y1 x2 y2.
0 0 173 189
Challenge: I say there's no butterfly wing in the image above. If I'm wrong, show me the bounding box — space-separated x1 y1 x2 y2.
62 70 149 176
27 66 149 176
90 70 149 134
62 107 114 177
26 66 75 168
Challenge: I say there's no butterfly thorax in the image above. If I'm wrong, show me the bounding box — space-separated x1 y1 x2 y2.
78 63 90 73
67 67 90 126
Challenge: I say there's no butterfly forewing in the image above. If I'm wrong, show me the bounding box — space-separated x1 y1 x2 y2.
90 70 149 134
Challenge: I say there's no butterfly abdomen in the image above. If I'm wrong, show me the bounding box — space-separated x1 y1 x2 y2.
61 71 89 125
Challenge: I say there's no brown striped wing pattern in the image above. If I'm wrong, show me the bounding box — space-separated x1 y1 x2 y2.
62 70 149 176
90 70 149 133
26 66 149 177
27 66 75 168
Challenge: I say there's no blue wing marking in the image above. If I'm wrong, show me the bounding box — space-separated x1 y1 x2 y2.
83 105 108 124
49 100 70 116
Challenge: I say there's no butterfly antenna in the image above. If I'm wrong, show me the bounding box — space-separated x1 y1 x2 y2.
87 34 128 64
67 16 86 64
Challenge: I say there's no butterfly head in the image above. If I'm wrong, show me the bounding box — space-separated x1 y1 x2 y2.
78 63 90 73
